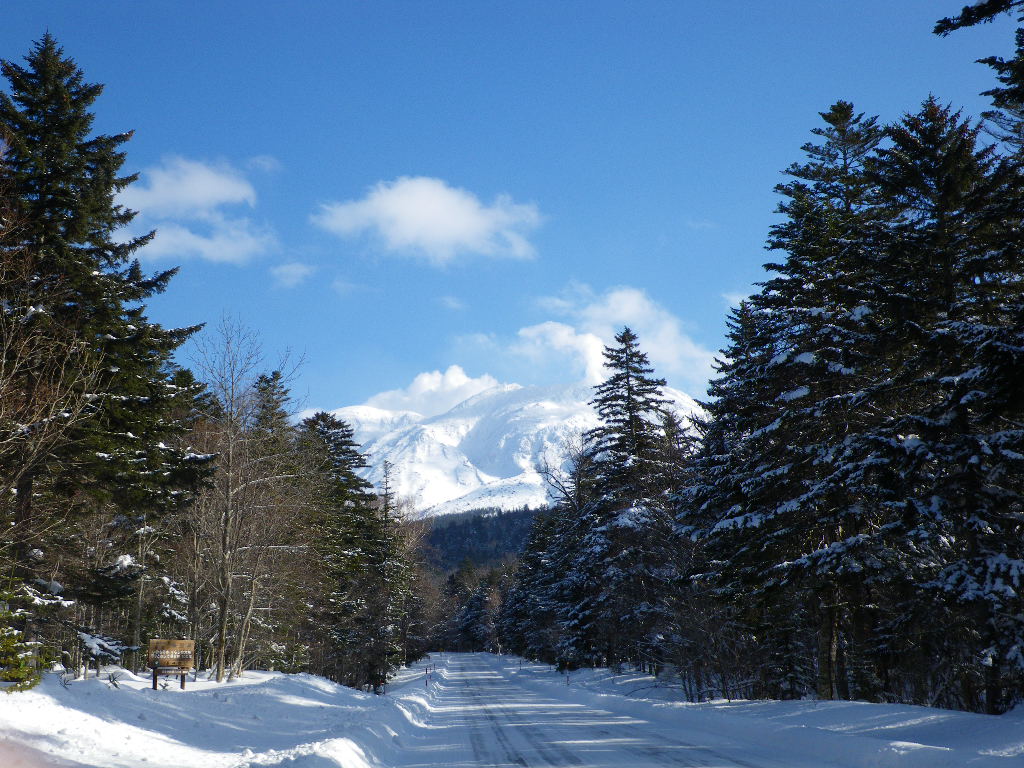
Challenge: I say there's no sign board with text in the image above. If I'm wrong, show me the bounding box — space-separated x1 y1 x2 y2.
147 639 195 670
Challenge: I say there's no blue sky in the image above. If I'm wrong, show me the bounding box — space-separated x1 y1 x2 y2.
3 1 1018 415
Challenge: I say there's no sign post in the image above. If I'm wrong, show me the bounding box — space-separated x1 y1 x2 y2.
147 639 195 690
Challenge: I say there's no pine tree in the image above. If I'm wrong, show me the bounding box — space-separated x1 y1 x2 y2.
0 36 204 549
587 328 672 505
0 34 206 679
863 97 1024 711
557 328 677 668
934 1 1024 35
980 29 1024 155
680 103 902 702
299 410 377 682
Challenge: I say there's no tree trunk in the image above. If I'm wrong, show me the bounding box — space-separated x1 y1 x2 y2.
985 658 1003 714
847 581 882 702
12 475 33 579
230 567 262 680
130 527 146 672
214 584 231 682
817 597 840 700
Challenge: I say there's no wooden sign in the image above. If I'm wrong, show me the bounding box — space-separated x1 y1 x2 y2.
147 639 195 670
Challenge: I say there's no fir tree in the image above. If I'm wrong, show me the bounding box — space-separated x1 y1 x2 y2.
587 327 672 505
0 591 43 692
224 369 300 680
455 573 500 652
557 328 677 667
980 29 1024 155
0 36 204 547
298 424 412 692
754 102 889 701
0 34 206 679
299 410 377 682
935 1 1024 35
498 507 569 663
864 98 1024 711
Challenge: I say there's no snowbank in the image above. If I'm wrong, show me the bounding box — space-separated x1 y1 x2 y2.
501 657 1024 767
0 664 427 768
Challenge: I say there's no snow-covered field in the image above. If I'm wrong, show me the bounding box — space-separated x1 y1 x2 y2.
0 653 1020 767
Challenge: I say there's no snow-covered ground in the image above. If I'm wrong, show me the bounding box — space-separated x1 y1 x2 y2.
0 653 1020 767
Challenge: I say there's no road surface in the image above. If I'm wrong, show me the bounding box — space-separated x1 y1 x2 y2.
392 653 836 768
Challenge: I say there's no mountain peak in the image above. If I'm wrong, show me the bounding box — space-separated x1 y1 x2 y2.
331 381 697 516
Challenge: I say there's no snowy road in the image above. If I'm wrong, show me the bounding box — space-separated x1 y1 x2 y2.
1 652 1016 767
392 654 827 768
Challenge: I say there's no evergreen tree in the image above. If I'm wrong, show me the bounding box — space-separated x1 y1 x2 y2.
252 372 294 453
299 410 377 682
298 426 412 692
455 573 500 652
679 102 911 703
673 301 784 697
0 36 204 562
224 369 300 680
498 507 563 662
360 466 413 691
557 328 677 668
0 591 42 692
0 34 206 680
980 29 1024 155
935 1 1024 35
587 327 672 505
753 101 889 701
862 97 1024 711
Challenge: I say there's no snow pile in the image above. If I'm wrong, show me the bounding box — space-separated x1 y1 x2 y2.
334 382 698 516
505 659 1024 767
0 666 424 768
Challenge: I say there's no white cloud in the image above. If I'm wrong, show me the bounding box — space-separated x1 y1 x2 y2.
509 322 606 385
121 157 273 265
555 285 716 394
312 176 541 265
365 365 499 417
247 155 282 173
270 262 315 288
439 295 466 311
122 156 255 219
349 286 715 415
455 285 715 395
138 219 274 265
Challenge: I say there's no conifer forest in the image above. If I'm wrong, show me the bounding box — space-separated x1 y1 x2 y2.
3 0 1024 721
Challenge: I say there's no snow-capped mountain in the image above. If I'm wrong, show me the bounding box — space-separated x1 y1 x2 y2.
331 382 699 517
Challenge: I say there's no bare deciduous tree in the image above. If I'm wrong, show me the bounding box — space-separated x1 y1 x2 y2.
185 318 306 682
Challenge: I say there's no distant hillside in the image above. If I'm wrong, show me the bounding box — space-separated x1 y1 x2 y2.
421 507 539 572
